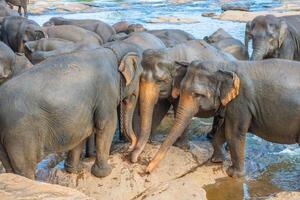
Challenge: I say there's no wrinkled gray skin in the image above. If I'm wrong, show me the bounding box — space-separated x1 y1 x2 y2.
5 0 27 17
130 39 235 163
0 41 15 83
13 53 32 75
0 42 143 179
43 17 116 43
204 28 249 60
85 32 166 157
147 29 195 47
245 14 300 60
24 38 98 64
42 25 103 45
1 16 46 53
0 0 18 17
151 59 300 177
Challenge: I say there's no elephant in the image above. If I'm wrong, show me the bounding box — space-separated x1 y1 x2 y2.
112 21 146 34
123 32 166 50
43 17 116 43
42 25 103 45
0 41 15 83
0 41 143 179
1 16 46 53
147 29 195 47
24 38 98 64
0 0 18 17
130 39 235 163
5 0 27 17
146 59 300 178
13 52 32 75
204 28 249 60
245 14 300 60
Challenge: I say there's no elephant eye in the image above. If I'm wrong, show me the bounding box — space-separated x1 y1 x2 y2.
193 92 206 98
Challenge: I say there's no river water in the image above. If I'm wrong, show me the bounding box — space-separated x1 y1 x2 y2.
29 0 300 199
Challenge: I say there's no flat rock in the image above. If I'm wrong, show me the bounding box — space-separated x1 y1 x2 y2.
0 173 93 200
221 3 250 12
268 192 300 200
45 142 212 200
148 16 199 24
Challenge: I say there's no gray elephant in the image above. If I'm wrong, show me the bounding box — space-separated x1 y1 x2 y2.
5 0 27 17
130 39 235 163
42 25 103 45
112 21 146 34
43 17 115 43
146 59 300 178
147 29 195 47
24 38 98 64
123 32 166 50
1 16 46 53
0 0 18 17
13 52 32 75
245 14 300 60
204 28 249 60
0 41 143 179
0 41 15 82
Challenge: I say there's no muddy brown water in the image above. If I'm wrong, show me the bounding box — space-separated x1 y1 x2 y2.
29 0 300 199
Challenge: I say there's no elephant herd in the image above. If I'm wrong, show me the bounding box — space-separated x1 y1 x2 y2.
0 12 299 180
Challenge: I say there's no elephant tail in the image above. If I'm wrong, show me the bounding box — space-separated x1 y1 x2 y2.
0 141 13 173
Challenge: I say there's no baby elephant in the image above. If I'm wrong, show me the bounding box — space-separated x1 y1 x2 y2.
204 28 249 60
0 42 143 179
147 59 300 177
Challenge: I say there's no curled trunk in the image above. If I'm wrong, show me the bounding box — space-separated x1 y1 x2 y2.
250 39 268 60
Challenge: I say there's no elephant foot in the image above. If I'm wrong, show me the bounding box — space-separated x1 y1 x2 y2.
226 166 244 178
64 161 83 174
174 138 190 150
91 161 112 178
211 152 224 163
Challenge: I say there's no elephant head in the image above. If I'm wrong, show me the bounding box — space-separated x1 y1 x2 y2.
204 28 232 43
104 41 144 151
146 61 240 172
17 23 47 53
245 15 288 60
130 48 188 162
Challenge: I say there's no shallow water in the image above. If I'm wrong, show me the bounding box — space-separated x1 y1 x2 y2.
29 0 300 199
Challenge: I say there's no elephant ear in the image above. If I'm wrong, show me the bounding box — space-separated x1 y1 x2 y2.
119 52 139 86
171 61 189 99
216 70 240 106
278 20 288 48
244 21 251 50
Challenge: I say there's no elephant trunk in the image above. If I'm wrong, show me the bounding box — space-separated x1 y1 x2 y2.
130 80 159 163
146 94 195 173
120 93 138 152
250 39 268 60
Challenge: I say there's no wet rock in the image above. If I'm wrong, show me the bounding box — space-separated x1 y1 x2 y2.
268 192 300 200
0 173 93 200
213 11 300 22
202 12 217 17
148 16 199 24
221 3 250 12
45 143 212 200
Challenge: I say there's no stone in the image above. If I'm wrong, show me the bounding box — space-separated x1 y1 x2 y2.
268 192 300 200
0 173 93 200
221 3 250 12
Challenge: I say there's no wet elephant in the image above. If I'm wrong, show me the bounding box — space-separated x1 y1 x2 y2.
42 25 103 45
24 38 98 64
5 0 27 17
13 52 32 75
204 28 249 60
245 14 300 60
0 41 15 82
43 17 116 43
147 29 195 47
0 42 143 179
1 16 46 53
112 21 146 34
146 59 300 177
130 39 235 163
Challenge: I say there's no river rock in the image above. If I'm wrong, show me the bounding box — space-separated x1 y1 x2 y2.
268 192 300 200
221 3 250 12
0 173 93 200
44 142 212 200
148 16 199 24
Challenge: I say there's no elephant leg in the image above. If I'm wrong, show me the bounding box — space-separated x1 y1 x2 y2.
149 100 171 142
91 110 117 178
211 124 226 163
18 6 22 16
207 117 218 139
64 141 84 174
85 133 95 157
24 6 28 18
6 136 39 179
0 144 13 173
225 113 251 178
